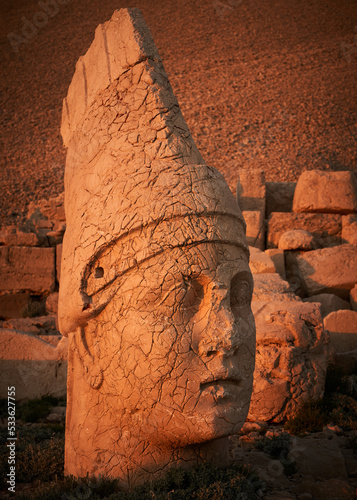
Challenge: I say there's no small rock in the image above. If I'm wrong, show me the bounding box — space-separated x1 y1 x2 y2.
278 229 316 250
241 421 268 434
323 424 343 434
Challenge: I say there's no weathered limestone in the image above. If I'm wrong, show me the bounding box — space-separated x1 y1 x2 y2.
249 247 276 274
267 212 341 248
250 273 330 422
252 273 297 302
265 249 286 279
303 293 351 318
278 229 316 251
2 316 58 336
342 214 357 245
293 170 357 214
295 244 357 299
59 8 255 487
0 329 67 400
324 310 357 374
0 246 55 293
249 300 328 423
237 169 266 214
242 210 265 250
0 229 39 247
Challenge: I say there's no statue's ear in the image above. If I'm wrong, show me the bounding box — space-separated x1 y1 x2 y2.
74 326 104 390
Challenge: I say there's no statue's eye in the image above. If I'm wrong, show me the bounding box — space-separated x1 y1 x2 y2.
230 275 252 311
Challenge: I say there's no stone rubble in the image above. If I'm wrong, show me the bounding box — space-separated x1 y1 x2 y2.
292 171 357 215
229 426 357 500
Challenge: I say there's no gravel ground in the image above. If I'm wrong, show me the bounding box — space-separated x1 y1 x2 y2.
1 0 357 226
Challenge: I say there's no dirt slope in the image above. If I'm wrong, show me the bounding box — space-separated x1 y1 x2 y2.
0 0 356 225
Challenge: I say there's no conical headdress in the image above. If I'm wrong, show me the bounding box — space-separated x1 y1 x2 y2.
58 8 248 335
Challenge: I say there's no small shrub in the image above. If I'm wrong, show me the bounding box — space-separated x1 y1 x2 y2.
284 392 357 434
17 463 263 500
128 462 261 500
254 433 296 477
18 395 64 423
284 399 330 435
325 365 354 396
255 433 291 459
328 394 357 431
17 435 64 483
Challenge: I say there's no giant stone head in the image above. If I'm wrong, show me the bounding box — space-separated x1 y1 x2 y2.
59 8 255 488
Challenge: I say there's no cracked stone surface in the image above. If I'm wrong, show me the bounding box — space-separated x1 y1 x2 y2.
59 8 255 488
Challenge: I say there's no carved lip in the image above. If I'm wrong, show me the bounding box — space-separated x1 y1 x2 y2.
200 371 242 391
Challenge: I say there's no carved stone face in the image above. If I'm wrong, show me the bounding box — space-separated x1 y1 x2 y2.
91 241 255 448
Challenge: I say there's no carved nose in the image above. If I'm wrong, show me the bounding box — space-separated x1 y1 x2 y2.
196 305 238 358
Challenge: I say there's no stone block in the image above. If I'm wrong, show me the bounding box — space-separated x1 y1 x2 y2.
249 246 275 274
295 244 357 299
2 315 58 335
303 293 351 318
236 169 266 214
253 273 297 302
0 246 55 293
265 249 285 279
289 436 348 480
0 230 39 246
0 329 67 400
243 210 265 250
249 300 329 423
342 214 357 245
0 292 32 320
293 170 357 214
278 229 316 251
267 212 341 248
266 181 296 217
324 310 357 373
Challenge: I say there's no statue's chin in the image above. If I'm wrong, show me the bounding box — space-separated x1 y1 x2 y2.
145 399 250 450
